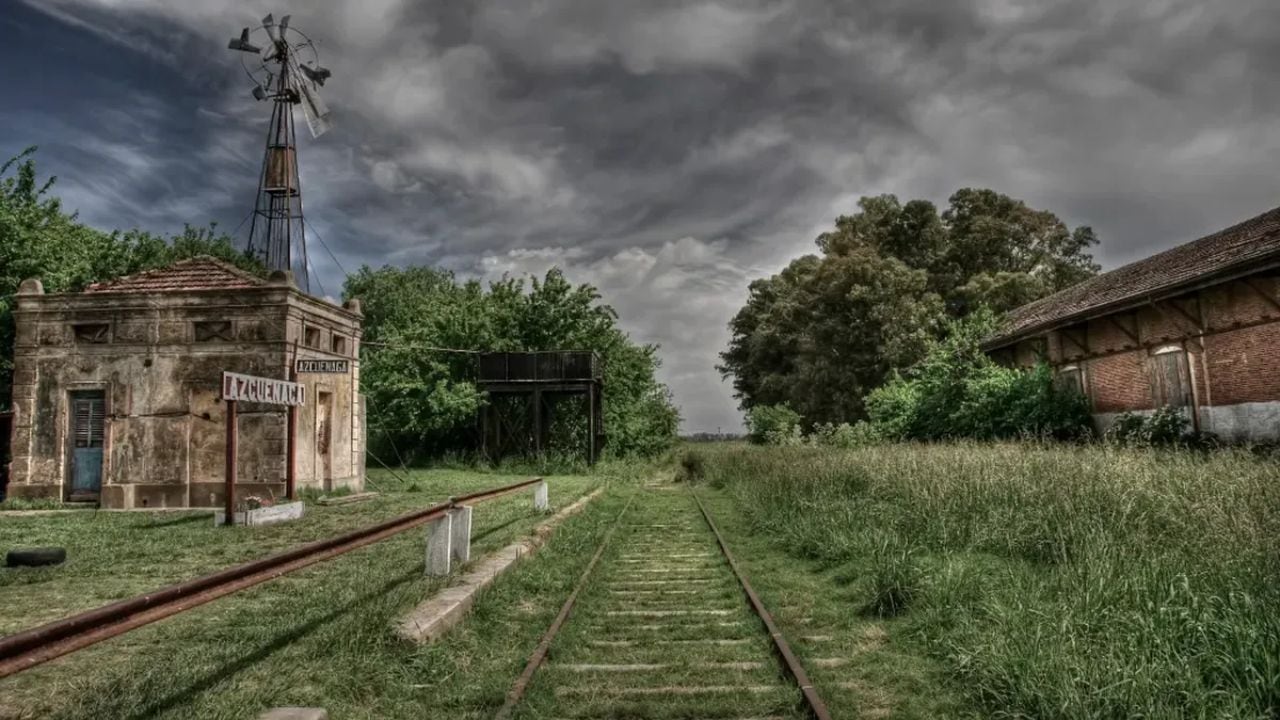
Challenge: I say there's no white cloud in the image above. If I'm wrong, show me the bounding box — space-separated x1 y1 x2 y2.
476 237 759 432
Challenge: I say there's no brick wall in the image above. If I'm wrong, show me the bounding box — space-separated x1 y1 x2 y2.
1203 323 1280 405
993 273 1280 423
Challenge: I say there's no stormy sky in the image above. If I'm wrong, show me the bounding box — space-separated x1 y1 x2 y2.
5 1 1280 432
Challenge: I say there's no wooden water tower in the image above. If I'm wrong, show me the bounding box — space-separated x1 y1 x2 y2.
477 351 604 464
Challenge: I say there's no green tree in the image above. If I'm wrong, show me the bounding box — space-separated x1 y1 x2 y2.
864 311 1092 441
0 148 259 407
344 265 678 460
745 403 801 445
721 188 1100 426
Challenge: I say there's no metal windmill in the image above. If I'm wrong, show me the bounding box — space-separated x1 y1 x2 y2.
228 14 333 292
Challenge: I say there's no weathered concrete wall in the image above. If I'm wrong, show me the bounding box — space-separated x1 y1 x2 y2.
8 277 364 508
286 298 364 494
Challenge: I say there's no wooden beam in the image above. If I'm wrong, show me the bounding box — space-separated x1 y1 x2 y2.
1105 313 1139 345
1242 277 1280 314
1167 299 1204 334
1060 327 1088 357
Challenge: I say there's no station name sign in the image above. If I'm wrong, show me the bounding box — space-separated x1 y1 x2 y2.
221 371 306 406
295 358 350 374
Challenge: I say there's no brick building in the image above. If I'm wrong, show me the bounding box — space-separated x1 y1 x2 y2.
985 206 1280 442
5 257 366 508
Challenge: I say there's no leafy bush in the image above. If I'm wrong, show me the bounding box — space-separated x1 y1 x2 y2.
1104 407 1200 447
809 421 881 448
746 403 802 445
865 312 1092 441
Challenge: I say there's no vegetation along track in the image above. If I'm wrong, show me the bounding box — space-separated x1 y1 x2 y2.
498 480 831 719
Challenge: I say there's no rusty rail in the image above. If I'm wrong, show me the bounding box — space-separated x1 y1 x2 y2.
691 489 833 720
495 493 634 720
0 476 544 679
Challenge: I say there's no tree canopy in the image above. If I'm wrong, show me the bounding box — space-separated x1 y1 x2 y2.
719 188 1100 426
344 265 680 460
0 148 261 407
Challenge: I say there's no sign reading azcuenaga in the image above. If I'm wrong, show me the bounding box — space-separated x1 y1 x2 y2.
221 371 306 406
296 358 350 374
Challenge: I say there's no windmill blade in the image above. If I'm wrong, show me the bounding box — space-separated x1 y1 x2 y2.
286 52 331 138
279 15 290 34
299 63 331 86
228 27 261 53
297 79 332 138
262 13 277 41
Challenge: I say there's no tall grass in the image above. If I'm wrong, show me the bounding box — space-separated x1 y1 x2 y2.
701 442 1280 718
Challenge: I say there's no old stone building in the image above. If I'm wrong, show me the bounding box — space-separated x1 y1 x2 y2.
6 257 365 508
986 207 1280 442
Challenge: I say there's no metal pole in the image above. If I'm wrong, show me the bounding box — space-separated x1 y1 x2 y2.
587 384 596 465
225 399 238 526
286 406 297 501
287 346 298 501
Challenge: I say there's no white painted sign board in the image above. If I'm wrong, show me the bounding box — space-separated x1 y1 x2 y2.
221 371 306 406
296 358 350 374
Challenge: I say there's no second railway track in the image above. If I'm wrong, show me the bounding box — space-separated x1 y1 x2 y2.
498 482 831 719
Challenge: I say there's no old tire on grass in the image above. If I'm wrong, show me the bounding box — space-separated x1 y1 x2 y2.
5 547 67 567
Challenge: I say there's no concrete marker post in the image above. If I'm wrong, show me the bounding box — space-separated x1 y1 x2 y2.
449 505 472 564
533 480 549 512
425 514 453 576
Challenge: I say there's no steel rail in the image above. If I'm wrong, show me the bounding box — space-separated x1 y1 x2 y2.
0 476 544 679
494 492 635 720
691 489 834 720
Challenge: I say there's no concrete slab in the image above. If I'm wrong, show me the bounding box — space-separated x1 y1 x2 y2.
395 487 604 643
425 514 452 576
449 505 472 564
258 708 328 720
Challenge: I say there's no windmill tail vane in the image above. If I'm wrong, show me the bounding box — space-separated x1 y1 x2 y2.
228 13 333 293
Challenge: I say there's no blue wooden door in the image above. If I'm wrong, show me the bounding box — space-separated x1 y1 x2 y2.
70 392 105 496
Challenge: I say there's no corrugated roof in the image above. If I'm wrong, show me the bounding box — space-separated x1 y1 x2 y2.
85 256 265 294
988 205 1280 348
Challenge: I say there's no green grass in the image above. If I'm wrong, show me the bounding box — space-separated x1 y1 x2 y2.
0 468 602 719
693 442 1280 719
696 487 970 719
0 497 66 511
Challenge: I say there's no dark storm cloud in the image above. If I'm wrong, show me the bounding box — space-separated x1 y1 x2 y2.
9 0 1280 431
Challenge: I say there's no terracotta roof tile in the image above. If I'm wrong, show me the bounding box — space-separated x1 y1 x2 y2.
989 205 1280 347
85 256 266 294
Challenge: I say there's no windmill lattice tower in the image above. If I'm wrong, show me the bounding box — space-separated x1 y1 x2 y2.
228 14 332 293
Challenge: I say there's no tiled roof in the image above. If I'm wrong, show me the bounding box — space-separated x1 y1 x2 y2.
988 205 1280 348
85 257 266 294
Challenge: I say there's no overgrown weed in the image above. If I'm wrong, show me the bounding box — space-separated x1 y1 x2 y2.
701 441 1280 718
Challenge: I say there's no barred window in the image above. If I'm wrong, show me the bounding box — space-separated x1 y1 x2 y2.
72 323 110 344
194 321 233 342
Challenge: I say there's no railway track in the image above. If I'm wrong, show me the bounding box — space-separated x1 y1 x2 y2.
498 483 831 719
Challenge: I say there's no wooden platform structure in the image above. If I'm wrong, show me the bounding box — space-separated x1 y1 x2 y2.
477 352 604 464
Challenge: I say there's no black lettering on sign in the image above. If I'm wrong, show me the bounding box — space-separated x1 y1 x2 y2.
296 359 350 374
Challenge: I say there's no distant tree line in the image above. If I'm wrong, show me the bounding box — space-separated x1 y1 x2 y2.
721 188 1101 438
